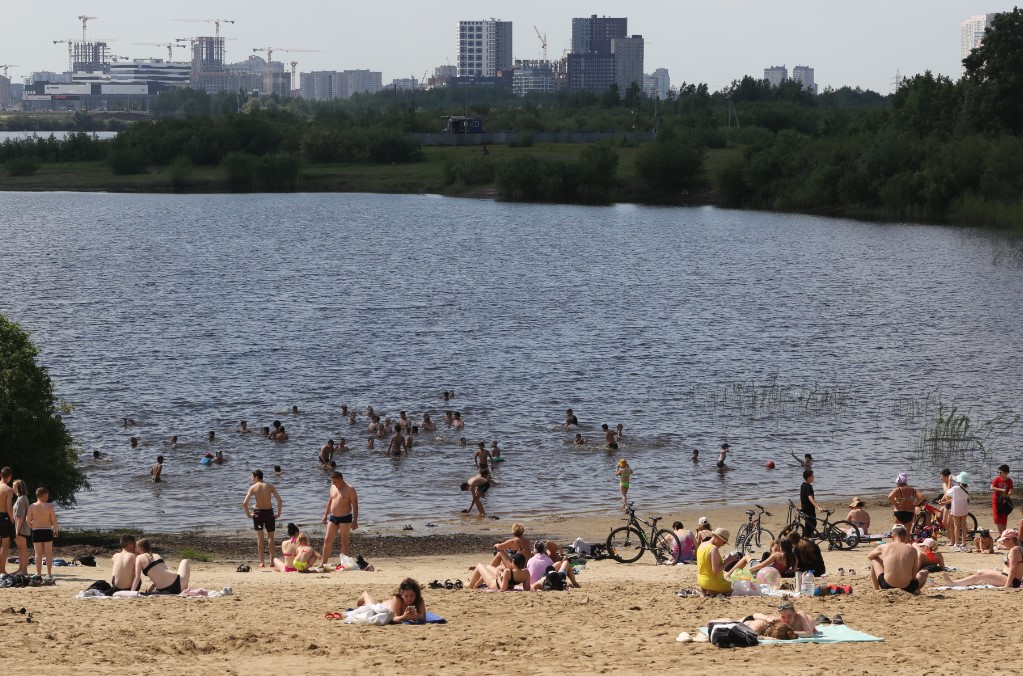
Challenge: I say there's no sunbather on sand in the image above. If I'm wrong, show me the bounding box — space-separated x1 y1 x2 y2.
490 523 530 568
273 523 300 572
131 539 190 594
702 617 797 639
468 553 530 590
355 578 426 624
292 534 320 572
748 601 817 638
946 529 1023 588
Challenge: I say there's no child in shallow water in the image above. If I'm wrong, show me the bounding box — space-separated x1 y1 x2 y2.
615 459 633 508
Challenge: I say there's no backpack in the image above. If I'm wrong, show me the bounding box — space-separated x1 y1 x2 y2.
708 622 759 648
87 580 114 595
75 555 97 567
588 544 608 561
543 569 566 591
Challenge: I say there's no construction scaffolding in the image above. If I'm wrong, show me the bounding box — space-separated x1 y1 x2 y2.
71 41 110 74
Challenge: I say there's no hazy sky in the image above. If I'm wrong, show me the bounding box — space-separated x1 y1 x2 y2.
3 1 1016 92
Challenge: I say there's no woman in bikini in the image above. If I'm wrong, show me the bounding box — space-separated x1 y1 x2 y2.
845 497 871 536
468 553 530 590
132 539 191 594
273 523 301 572
490 523 530 568
913 538 946 574
615 459 632 509
887 474 923 529
748 540 797 578
355 578 426 624
292 534 320 572
947 529 1023 588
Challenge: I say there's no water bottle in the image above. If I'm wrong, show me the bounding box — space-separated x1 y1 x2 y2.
801 570 815 597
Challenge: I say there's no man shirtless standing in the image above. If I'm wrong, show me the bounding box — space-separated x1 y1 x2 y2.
111 534 139 591
242 470 283 568
387 428 404 456
322 471 358 561
867 524 928 594
0 468 15 574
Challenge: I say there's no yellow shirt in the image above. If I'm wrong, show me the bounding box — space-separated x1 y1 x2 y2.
696 542 732 593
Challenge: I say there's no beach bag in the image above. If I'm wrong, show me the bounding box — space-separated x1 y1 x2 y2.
996 495 1014 516
337 554 359 570
543 569 566 591
708 622 759 648
75 555 97 567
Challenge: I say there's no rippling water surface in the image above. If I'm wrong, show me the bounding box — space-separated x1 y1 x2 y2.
1 192 1021 532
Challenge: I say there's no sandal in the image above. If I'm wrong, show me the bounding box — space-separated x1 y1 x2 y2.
814 615 832 625
236 564 251 573
444 579 454 589
428 580 443 589
324 612 344 620
832 614 845 625
454 579 463 589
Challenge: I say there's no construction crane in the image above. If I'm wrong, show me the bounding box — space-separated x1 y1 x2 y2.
132 43 182 61
0 65 20 78
534 26 547 62
174 19 235 37
53 39 74 72
78 15 98 42
252 47 319 95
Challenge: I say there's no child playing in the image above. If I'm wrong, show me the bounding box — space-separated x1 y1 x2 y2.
615 459 633 508
974 528 994 554
27 487 58 578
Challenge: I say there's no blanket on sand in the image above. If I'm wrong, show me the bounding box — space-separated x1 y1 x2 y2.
698 624 883 644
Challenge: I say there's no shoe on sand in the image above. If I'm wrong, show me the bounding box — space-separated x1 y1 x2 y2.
832 614 845 625
815 615 831 625
676 632 693 643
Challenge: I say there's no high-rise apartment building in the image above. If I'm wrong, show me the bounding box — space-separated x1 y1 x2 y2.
961 13 996 73
457 19 513 77
512 60 555 96
764 65 788 87
791 65 816 94
643 68 670 100
612 35 644 92
299 69 382 100
572 15 628 55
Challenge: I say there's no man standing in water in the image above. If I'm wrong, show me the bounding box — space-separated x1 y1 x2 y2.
322 471 358 561
242 470 283 568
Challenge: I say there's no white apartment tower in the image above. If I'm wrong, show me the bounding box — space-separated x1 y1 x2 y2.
792 65 816 94
961 13 996 74
643 68 670 100
457 19 513 77
764 65 787 87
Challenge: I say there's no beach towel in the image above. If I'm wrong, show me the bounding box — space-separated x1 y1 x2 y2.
698 625 883 644
76 587 233 599
409 612 446 624
931 584 999 591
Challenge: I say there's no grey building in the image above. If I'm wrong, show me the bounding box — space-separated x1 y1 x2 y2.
612 35 644 92
572 15 628 55
457 19 513 77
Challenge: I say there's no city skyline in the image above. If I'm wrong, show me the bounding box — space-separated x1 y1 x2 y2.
3 1 1018 94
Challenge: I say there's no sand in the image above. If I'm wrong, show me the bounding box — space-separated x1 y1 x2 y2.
1 499 1021 675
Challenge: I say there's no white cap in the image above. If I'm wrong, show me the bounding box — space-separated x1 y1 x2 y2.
697 516 709 526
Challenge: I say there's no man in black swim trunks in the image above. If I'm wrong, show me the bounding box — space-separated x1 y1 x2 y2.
602 424 618 450
242 470 283 568
0 467 15 575
322 471 358 561
867 524 928 594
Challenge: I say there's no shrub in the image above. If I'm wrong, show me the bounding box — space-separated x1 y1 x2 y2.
443 157 496 185
635 141 705 194
107 147 148 175
221 151 257 191
167 156 194 191
4 157 39 176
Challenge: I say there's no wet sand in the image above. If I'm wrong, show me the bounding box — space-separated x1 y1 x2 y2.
3 499 1020 674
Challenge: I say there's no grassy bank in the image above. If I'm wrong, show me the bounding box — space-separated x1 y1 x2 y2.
0 144 722 204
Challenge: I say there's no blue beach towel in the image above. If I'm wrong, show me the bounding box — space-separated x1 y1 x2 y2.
699 624 882 644
408 612 446 624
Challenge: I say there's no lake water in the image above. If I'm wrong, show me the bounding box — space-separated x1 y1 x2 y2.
1 192 1021 533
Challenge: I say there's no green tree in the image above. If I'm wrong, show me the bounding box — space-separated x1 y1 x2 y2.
0 315 88 507
962 7 1023 134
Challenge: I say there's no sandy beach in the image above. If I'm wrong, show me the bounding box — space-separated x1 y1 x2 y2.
1 498 1021 674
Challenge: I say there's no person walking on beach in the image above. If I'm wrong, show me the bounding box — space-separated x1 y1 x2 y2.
799 469 823 538
461 469 493 516
242 470 283 568
938 472 970 551
615 459 633 509
990 464 1014 536
887 473 924 531
322 471 358 561
0 468 15 575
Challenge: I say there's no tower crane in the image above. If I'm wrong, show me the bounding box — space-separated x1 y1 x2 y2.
173 19 235 37
53 39 74 72
252 47 319 95
78 15 98 42
534 26 547 62
0 65 20 78
132 43 183 61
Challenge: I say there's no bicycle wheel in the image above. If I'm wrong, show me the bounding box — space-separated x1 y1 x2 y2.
966 512 979 537
826 521 860 551
911 511 932 540
778 521 803 540
735 524 751 548
606 526 645 563
748 527 776 552
653 529 682 564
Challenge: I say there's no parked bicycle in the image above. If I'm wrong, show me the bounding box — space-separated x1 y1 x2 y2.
780 500 860 550
911 498 979 541
735 504 775 554
606 502 681 564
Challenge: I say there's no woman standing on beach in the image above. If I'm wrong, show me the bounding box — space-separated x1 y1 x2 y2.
615 459 633 509
990 465 1013 536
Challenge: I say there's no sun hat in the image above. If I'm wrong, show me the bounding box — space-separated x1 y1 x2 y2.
849 497 865 508
922 538 938 550
955 471 969 485
712 528 730 544
996 529 1019 543
895 473 908 485
697 516 709 527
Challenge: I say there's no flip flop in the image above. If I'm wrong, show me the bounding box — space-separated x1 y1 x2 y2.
814 615 832 625
832 614 845 625
428 580 444 589
444 579 454 589
454 579 463 589
324 612 344 620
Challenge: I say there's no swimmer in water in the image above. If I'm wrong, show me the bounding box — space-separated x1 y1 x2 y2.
491 440 503 462
791 451 813 468
615 459 633 509
130 437 138 449
573 433 587 446
92 450 102 459
459 437 467 446
602 424 618 450
453 412 464 430
717 443 730 469
291 405 300 414
208 430 216 443
274 465 283 476
214 450 226 465
422 414 436 432
276 426 289 442
367 437 375 449
565 409 579 428
238 421 250 433
348 412 357 425
170 435 178 447
340 404 349 417
336 438 350 452
320 440 338 466
261 426 271 437
691 449 699 462
615 423 624 440
151 456 164 482
474 442 492 471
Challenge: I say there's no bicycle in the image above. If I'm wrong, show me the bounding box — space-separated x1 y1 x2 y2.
911 498 978 541
735 504 775 554
606 502 681 564
780 500 861 551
